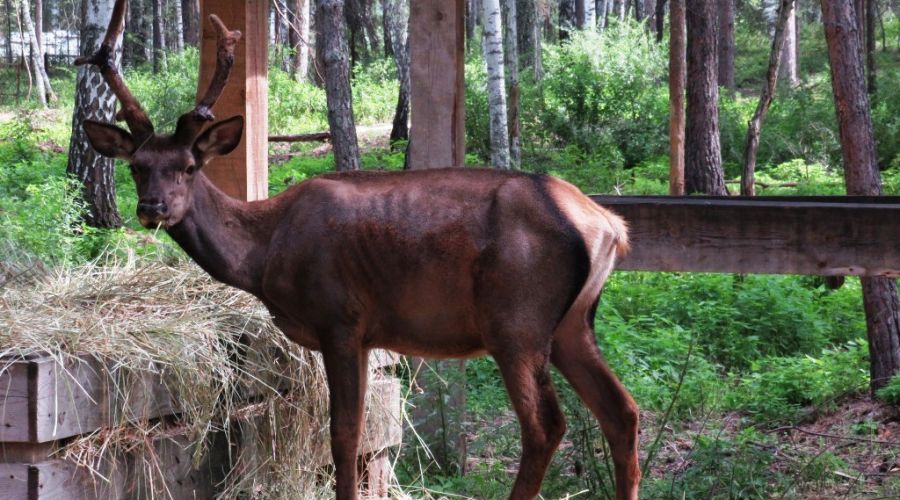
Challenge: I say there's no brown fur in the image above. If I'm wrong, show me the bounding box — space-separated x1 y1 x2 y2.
84 105 640 500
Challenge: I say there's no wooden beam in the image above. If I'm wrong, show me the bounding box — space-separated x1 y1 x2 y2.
408 0 466 168
593 196 900 276
198 0 268 201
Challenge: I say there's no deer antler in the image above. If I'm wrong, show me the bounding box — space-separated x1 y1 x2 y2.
174 14 243 145
74 0 154 143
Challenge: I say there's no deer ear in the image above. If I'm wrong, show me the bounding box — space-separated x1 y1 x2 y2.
193 116 244 164
83 120 137 160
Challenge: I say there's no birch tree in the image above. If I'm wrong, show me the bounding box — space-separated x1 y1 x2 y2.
482 0 510 168
17 0 55 106
67 0 122 228
292 0 311 82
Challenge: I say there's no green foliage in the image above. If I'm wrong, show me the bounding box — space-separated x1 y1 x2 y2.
726 341 869 422
876 375 900 406
539 21 668 165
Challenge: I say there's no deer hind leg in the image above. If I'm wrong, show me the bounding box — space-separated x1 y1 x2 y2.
551 329 640 500
493 349 566 500
322 341 368 500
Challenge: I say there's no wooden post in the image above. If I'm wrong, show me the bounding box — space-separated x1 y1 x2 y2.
407 0 468 474
409 0 466 168
197 0 268 201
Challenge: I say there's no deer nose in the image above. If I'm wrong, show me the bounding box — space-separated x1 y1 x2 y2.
137 200 168 217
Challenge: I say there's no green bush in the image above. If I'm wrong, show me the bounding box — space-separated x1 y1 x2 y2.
876 375 900 406
727 341 869 422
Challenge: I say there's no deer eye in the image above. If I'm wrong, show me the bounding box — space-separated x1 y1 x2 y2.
185 165 196 175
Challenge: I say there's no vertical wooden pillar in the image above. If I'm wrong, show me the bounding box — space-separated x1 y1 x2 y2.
407 0 468 474
409 0 466 168
198 0 268 201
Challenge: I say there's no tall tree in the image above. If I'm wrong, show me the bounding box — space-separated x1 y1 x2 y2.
821 0 900 391
865 0 876 94
292 0 311 81
779 3 799 86
654 0 666 43
151 0 165 72
67 0 122 228
717 0 735 90
124 0 149 66
5 0 13 64
181 0 199 47
386 0 409 145
173 0 184 51
517 0 542 79
16 0 55 107
742 0 794 196
483 0 511 168
381 0 393 56
684 0 725 195
504 0 521 168
318 0 361 171
669 0 685 195
34 0 42 64
559 0 575 39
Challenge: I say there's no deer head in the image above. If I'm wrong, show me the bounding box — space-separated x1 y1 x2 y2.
78 0 244 228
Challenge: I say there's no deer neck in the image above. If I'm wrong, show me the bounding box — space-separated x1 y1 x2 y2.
166 173 275 295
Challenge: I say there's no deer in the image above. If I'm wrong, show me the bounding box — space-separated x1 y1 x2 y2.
76 1 640 498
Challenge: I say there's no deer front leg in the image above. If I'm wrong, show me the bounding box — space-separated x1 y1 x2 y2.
322 340 368 500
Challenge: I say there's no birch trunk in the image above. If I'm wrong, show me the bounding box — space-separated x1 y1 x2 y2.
742 0 793 196
173 0 184 51
17 0 54 106
482 0 510 168
779 4 799 87
318 0 361 171
504 0 521 168
67 0 122 228
293 0 311 81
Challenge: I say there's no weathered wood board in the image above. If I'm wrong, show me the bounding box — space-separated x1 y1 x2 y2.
592 195 900 276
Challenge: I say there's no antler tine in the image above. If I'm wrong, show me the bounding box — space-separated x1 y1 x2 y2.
174 14 242 145
74 0 154 142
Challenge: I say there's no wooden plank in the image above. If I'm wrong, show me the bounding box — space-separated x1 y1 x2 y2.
0 433 229 499
362 376 403 454
198 0 268 202
0 355 179 444
408 0 466 168
592 195 900 276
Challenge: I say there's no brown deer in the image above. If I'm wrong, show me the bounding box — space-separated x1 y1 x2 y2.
77 2 640 498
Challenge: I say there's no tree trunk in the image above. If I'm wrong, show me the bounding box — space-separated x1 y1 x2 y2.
467 0 477 46
125 0 148 66
483 0 511 168
293 0 311 81
684 0 725 195
717 0 735 91
865 0 876 94
318 0 361 171
181 0 199 47
381 0 393 57
151 0 165 73
654 0 666 43
17 0 54 107
5 0 13 64
559 0 575 40
669 0 685 195
633 0 643 20
504 0 521 168
386 0 409 145
779 4 798 87
67 0 122 229
821 0 900 391
173 0 185 51
742 0 793 197
34 0 42 65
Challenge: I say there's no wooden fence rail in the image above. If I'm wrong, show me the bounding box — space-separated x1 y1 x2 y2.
592 195 900 277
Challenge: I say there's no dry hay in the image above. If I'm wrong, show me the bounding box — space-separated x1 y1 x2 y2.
0 254 401 498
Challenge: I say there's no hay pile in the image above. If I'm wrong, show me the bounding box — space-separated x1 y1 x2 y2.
0 255 384 498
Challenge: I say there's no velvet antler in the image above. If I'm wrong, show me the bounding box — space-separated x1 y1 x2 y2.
74 0 154 143
174 14 243 145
